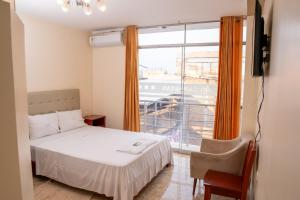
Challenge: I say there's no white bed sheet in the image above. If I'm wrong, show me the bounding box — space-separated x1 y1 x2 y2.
30 126 173 200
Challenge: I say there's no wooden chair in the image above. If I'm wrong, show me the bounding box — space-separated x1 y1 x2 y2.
191 136 251 195
203 140 256 200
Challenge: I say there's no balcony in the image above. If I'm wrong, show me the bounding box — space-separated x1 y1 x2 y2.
140 98 215 151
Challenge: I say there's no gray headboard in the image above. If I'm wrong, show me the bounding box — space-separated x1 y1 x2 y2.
28 89 80 115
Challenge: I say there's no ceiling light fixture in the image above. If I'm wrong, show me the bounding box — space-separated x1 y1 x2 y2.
97 0 107 12
57 0 107 16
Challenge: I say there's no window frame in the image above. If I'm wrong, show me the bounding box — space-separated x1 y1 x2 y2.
137 21 247 145
138 21 246 49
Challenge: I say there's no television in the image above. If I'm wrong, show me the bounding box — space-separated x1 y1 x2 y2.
253 0 268 77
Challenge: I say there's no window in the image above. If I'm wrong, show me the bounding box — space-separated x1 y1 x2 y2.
138 22 246 151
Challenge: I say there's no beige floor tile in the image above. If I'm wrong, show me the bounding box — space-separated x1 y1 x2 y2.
33 176 49 188
34 179 92 200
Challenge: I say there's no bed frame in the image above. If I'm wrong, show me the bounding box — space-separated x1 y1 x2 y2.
28 89 171 194
28 89 80 175
28 89 80 115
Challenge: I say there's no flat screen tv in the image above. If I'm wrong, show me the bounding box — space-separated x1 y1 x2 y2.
253 0 267 77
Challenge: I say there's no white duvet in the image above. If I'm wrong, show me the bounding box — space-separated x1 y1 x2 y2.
30 126 173 200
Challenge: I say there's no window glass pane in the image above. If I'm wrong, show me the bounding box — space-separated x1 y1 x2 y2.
139 48 182 147
186 21 247 44
139 48 183 148
186 22 220 44
139 48 182 101
184 46 219 105
182 46 219 143
139 21 247 46
139 25 184 46
243 26 247 42
138 21 247 151
241 45 246 105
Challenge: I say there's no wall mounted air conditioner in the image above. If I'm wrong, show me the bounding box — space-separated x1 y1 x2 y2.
90 29 124 47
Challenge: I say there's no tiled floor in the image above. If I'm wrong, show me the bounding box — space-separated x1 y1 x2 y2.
33 153 233 200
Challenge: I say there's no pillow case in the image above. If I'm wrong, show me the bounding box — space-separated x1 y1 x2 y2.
28 113 59 140
57 109 85 132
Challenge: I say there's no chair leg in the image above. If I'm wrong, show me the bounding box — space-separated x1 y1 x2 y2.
241 193 247 200
193 178 197 195
204 186 211 200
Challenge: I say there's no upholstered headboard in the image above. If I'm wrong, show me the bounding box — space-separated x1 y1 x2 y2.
28 89 80 115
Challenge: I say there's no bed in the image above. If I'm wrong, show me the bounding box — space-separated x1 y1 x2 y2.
28 89 173 200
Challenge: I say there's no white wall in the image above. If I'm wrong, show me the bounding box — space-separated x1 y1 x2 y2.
92 46 125 129
240 15 260 137
19 13 126 128
0 1 33 199
19 14 93 115
255 0 300 199
11 11 35 200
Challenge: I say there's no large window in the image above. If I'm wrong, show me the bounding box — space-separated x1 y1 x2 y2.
138 22 246 151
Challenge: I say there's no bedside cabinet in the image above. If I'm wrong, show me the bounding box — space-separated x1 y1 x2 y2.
84 115 106 127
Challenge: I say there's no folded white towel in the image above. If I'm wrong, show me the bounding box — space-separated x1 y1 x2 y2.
117 138 157 155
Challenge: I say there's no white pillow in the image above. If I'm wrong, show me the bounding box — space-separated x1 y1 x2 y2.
57 110 85 132
28 113 59 140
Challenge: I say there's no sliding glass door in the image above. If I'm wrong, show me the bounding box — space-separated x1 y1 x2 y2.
139 47 183 149
138 22 246 152
181 46 219 151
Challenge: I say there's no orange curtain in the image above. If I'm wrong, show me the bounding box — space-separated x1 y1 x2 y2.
123 25 140 132
213 16 243 140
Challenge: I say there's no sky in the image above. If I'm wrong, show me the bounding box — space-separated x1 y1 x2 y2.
138 25 247 74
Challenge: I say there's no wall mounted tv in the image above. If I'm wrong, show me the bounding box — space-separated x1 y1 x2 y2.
253 0 268 77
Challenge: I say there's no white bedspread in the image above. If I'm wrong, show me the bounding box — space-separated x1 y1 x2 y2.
30 126 173 200
117 138 157 155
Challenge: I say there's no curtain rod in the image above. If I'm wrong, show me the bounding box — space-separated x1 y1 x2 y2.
138 20 220 30
138 16 247 30
92 16 247 33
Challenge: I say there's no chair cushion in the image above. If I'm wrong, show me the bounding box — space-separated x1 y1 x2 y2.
204 170 242 193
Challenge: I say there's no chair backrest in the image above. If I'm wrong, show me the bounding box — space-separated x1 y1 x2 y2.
241 140 256 193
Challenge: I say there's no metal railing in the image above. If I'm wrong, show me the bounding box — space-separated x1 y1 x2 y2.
140 99 216 146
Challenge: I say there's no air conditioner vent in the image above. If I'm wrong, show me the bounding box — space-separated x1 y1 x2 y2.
90 30 124 47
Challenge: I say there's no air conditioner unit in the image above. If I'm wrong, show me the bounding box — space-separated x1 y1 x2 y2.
90 29 124 47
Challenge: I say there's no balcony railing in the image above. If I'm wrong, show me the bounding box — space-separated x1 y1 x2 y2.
140 99 216 146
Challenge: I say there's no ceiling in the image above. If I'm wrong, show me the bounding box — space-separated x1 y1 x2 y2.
15 0 247 31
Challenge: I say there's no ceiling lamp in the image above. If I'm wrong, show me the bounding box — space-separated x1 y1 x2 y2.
57 0 107 16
